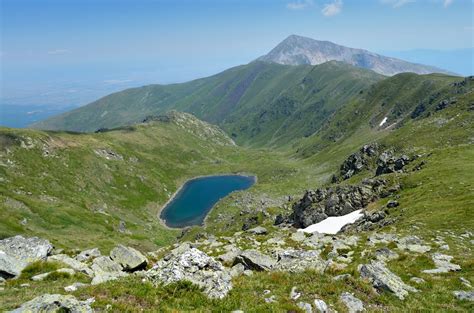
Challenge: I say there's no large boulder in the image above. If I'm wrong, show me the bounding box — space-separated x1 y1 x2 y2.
48 254 94 277
234 250 276 271
358 261 418 300
340 292 364 313
90 256 127 285
422 253 461 274
146 246 232 299
0 235 53 278
76 248 101 262
274 249 327 273
9 294 94 313
110 245 147 271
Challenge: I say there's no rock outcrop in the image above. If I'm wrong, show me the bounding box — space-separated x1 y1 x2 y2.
91 256 128 285
110 245 147 271
0 236 53 278
359 261 418 300
234 250 276 271
146 245 232 299
291 179 387 228
422 253 461 274
340 292 364 313
9 294 94 313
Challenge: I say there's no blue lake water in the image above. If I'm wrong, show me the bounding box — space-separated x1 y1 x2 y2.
160 175 255 228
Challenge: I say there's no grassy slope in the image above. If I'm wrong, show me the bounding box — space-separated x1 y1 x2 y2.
31 62 383 147
0 112 330 252
2 72 473 311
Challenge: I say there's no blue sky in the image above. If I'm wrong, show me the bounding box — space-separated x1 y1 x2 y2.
1 0 473 109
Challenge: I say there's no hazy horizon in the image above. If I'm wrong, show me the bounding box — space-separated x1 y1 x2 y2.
1 0 473 127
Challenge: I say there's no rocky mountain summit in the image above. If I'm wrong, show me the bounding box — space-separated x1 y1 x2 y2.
258 35 453 76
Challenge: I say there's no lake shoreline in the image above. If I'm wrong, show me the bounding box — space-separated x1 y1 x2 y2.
157 173 257 230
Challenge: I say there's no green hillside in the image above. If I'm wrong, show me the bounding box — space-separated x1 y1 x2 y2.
31 61 383 147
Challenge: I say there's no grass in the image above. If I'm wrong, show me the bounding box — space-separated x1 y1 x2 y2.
0 74 473 311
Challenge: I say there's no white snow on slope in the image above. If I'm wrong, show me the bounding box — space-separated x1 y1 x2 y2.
298 209 364 235
379 117 388 127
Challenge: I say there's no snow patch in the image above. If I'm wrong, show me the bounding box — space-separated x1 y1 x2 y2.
298 210 364 235
379 117 388 127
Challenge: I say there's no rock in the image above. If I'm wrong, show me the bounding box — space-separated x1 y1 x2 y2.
338 144 379 180
368 233 398 245
91 256 122 273
48 254 94 277
234 250 276 271
297 301 313 313
460 277 472 288
375 247 399 262
314 299 329 312
110 245 147 271
91 256 127 285
397 236 431 253
275 249 326 273
247 226 267 235
146 246 232 299
422 253 461 274
290 286 301 300
64 282 88 292
0 235 53 278
265 295 277 303
218 248 241 264
230 263 245 277
409 277 425 284
291 231 306 242
340 292 364 313
76 248 101 262
333 274 352 281
9 294 94 313
386 200 399 208
358 261 418 300
291 179 387 228
453 291 474 301
117 220 127 233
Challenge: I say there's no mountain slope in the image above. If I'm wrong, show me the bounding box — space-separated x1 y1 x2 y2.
32 61 383 147
258 35 454 76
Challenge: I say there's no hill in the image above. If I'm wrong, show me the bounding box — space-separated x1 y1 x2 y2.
258 35 454 76
32 61 383 147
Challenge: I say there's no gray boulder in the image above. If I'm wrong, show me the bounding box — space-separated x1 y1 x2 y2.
31 268 75 281
274 249 327 273
314 299 329 312
297 302 313 313
48 254 94 277
146 246 232 299
453 291 474 301
110 245 147 271
9 294 94 313
359 261 417 300
0 235 53 278
76 248 101 262
234 250 276 271
91 256 127 285
340 292 364 313
422 253 461 274
247 226 267 235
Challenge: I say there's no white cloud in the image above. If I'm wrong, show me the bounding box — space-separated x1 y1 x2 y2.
321 0 343 16
286 0 313 10
47 49 69 55
381 0 415 8
443 0 453 7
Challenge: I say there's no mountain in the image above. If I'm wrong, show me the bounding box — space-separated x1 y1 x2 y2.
2 75 473 312
257 35 455 76
31 61 384 146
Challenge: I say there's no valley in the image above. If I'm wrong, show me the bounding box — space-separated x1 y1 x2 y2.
1 36 473 312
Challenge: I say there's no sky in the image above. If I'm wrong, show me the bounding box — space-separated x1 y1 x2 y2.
1 0 473 113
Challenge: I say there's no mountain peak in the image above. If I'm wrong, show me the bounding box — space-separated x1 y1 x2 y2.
258 35 453 76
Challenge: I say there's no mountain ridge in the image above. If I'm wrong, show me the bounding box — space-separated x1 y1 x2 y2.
257 34 455 76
